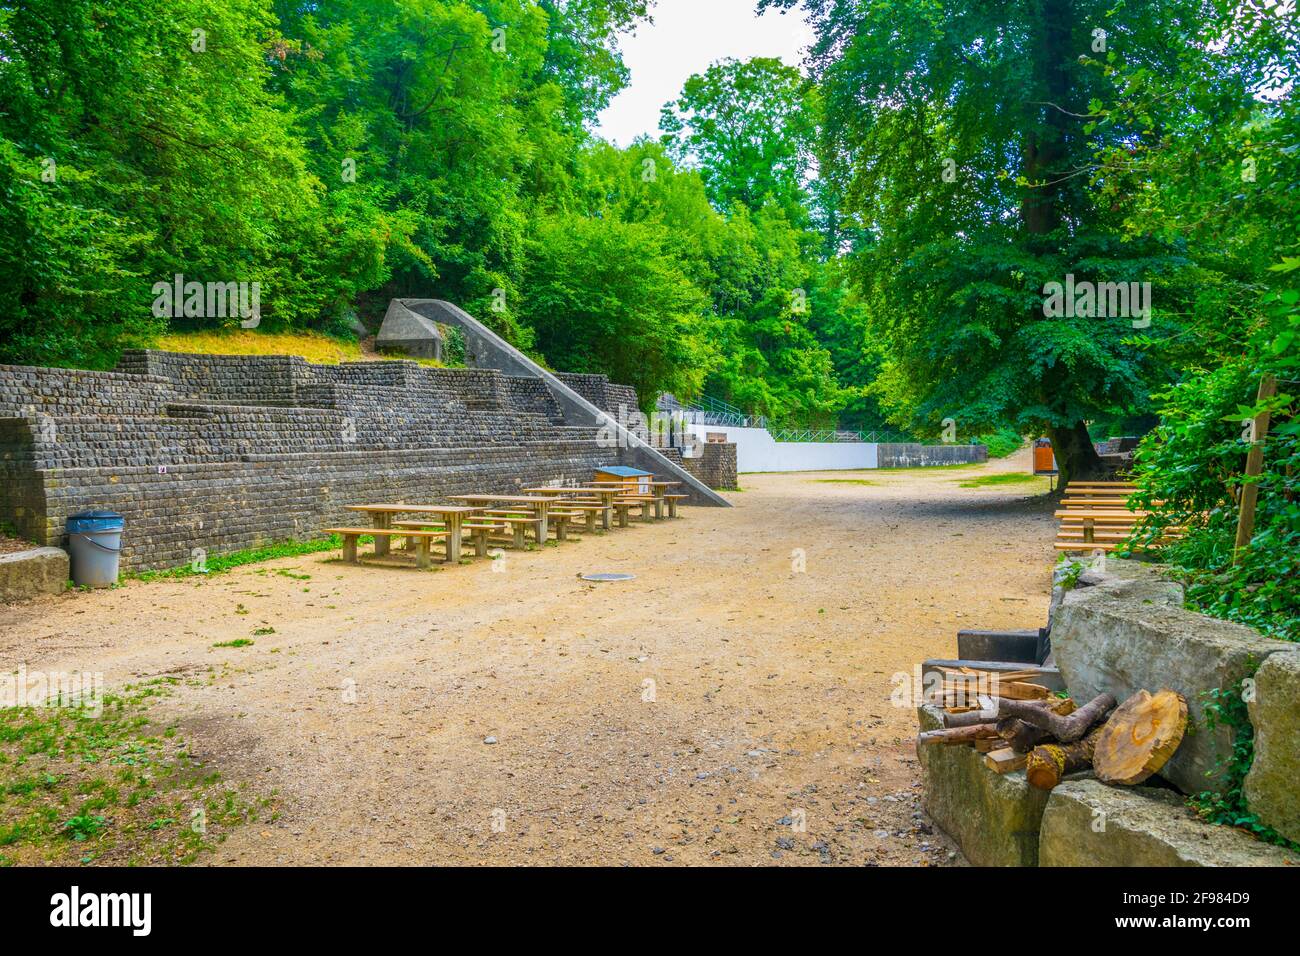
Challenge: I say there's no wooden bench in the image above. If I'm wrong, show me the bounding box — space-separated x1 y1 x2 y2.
547 509 587 541
394 519 506 558
662 493 688 518
478 512 538 548
611 498 653 527
324 527 447 569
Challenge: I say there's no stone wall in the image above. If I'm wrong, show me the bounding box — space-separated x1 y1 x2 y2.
876 443 988 468
681 443 737 490
0 352 623 570
553 372 641 418
919 558 1300 865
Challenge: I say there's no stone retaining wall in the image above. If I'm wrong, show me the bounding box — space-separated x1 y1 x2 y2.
681 443 737 490
0 351 627 571
1053 561 1296 801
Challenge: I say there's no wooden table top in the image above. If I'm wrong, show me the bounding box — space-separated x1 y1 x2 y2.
523 486 616 494
346 504 484 514
446 494 553 504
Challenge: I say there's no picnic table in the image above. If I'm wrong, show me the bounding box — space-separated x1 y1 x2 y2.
345 504 484 563
522 486 622 530
591 478 682 518
446 494 555 544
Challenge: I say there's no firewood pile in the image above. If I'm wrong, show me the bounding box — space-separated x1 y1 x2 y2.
917 667 1188 791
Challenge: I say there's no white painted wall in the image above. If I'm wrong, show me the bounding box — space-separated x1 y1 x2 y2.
686 424 878 473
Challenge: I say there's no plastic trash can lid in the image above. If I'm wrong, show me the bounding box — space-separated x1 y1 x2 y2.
66 511 125 533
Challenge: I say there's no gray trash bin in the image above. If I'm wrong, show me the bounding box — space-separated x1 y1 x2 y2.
66 511 124 588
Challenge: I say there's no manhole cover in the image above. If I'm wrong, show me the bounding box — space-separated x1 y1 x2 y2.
580 572 636 582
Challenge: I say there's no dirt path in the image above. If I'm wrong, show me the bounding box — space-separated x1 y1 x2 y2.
0 450 1058 865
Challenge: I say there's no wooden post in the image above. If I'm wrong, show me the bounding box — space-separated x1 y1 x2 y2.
445 513 463 564
1234 374 1278 565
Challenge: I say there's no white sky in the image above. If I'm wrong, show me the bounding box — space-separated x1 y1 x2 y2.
594 0 814 146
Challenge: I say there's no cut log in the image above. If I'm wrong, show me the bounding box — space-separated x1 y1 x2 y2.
1025 728 1103 791
1092 689 1188 785
996 693 1115 742
942 709 1000 729
975 736 1003 753
995 717 1053 754
984 748 1028 774
916 724 999 745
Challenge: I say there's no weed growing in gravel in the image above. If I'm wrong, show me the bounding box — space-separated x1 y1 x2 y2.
0 678 271 865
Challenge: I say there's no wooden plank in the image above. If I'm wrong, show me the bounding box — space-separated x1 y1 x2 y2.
984 748 1029 773
1234 374 1278 565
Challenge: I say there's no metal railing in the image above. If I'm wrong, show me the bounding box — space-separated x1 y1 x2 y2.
770 428 918 444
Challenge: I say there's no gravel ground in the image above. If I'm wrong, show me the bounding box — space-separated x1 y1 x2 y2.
0 449 1057 865
0 534 35 556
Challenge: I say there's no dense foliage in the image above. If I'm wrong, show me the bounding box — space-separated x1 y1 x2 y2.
1106 0 1300 643
0 0 869 428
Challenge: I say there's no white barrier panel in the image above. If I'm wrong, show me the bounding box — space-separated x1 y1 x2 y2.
685 425 878 473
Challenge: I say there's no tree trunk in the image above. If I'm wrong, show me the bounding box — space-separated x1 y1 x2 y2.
996 717 1053 754
1047 420 1106 490
916 724 1000 745
1092 689 1188 785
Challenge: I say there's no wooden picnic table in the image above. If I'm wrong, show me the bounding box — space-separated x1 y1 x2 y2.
589 478 681 519
346 504 484 564
445 494 555 543
522 486 622 530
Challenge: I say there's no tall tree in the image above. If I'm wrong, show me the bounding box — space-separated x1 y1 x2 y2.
765 0 1202 484
660 56 817 224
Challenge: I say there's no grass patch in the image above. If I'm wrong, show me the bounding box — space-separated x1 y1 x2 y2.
133 536 345 581
156 330 365 364
813 478 876 486
956 472 1049 488
0 679 270 866
154 329 449 368
211 639 254 649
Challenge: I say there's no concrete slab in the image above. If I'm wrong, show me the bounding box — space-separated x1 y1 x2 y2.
0 547 68 602
1041 779 1300 866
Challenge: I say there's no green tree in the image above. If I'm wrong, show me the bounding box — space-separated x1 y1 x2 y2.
660 56 817 224
765 0 1205 484
0 0 353 366
520 212 713 402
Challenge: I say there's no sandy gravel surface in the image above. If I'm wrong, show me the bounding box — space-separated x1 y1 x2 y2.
0 450 1057 865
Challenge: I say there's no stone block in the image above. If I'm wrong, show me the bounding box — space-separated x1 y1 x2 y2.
0 547 68 602
917 704 1052 866
1041 778 1299 866
1244 651 1300 843
1052 563 1294 794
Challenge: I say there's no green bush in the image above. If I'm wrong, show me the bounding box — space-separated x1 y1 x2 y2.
975 428 1023 459
1129 292 1300 643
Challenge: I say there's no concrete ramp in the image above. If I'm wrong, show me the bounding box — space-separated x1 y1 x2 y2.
400 299 730 507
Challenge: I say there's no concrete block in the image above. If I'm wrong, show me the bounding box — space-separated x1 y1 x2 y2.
1052 562 1295 794
1041 779 1299 866
376 299 444 360
917 704 1053 866
1244 651 1300 843
0 547 68 602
